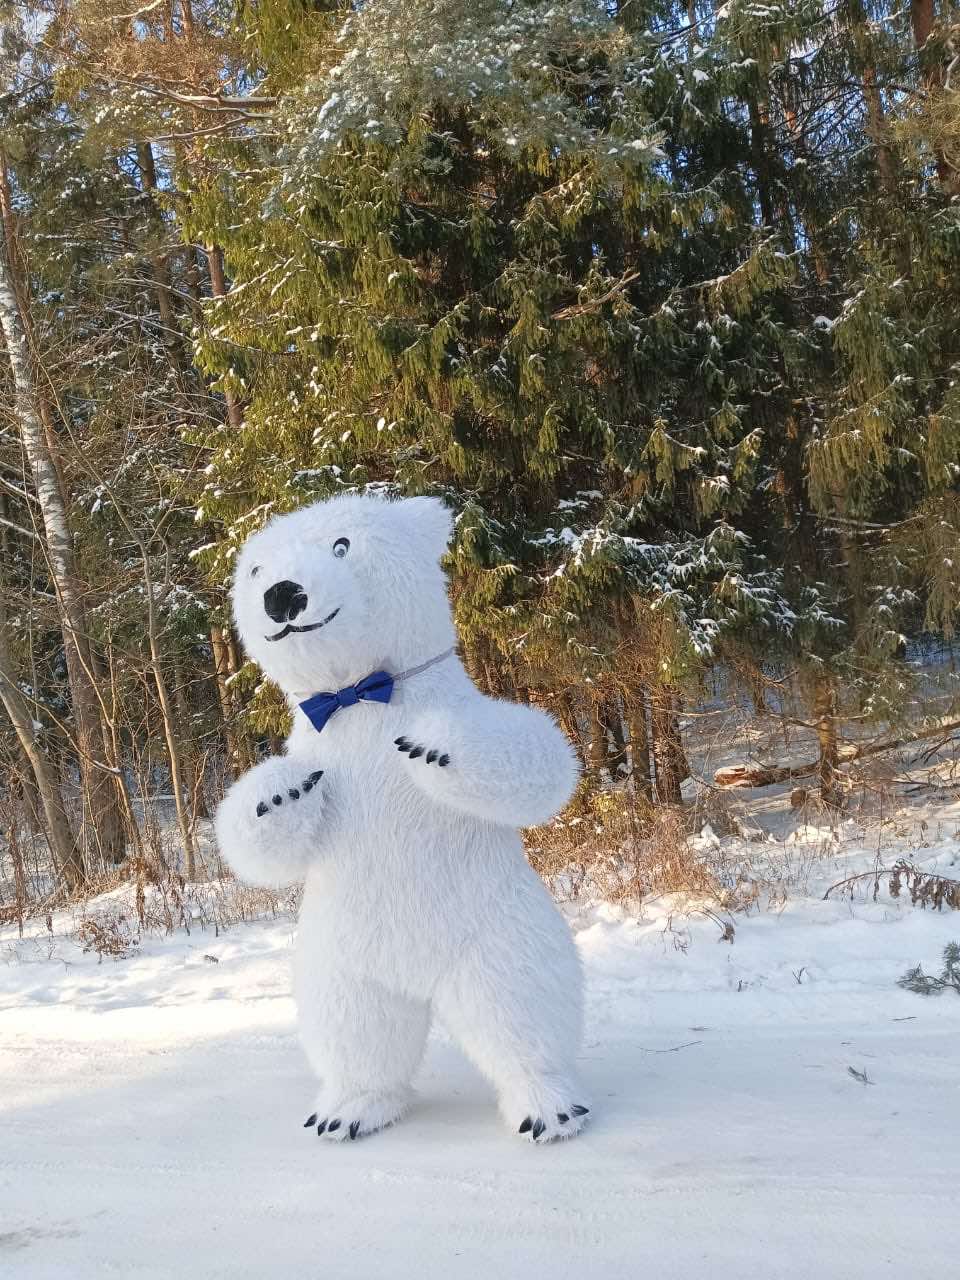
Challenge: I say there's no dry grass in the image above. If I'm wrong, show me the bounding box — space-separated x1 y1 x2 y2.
523 779 857 913
6 762 926 956
2 826 302 958
70 872 303 959
526 788 748 911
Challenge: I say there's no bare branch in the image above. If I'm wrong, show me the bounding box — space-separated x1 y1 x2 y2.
0 511 40 541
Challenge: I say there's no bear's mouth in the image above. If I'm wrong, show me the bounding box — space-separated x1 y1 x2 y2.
265 606 340 643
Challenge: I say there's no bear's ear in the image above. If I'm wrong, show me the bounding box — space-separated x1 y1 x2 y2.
403 496 454 557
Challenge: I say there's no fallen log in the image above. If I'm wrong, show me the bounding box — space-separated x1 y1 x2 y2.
715 762 815 788
714 717 960 789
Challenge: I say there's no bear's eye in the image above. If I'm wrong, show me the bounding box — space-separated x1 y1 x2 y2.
250 565 261 579
332 537 350 559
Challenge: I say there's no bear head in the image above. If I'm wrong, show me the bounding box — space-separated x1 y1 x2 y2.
231 494 456 697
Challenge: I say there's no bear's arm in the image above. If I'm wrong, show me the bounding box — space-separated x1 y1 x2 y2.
214 755 335 887
395 697 579 828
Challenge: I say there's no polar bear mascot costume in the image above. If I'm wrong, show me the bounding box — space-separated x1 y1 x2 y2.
215 493 589 1143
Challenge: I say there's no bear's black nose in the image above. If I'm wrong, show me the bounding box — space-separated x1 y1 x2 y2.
263 580 308 624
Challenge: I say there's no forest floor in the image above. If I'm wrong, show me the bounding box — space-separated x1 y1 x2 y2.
3 800 960 1278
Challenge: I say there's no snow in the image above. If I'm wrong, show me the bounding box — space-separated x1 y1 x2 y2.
3 844 960 1278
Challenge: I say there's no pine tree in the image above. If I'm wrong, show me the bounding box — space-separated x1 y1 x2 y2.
3 0 960 889
187 0 801 785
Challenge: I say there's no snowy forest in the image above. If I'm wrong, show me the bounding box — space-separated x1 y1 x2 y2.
4 3 960 1276
2 0 960 898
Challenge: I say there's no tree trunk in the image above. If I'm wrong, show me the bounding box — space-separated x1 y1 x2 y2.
628 693 653 802
126 536 198 878
813 674 842 810
224 627 253 765
0 609 81 890
555 689 586 768
748 91 775 227
151 645 197 878
206 244 244 428
588 699 609 784
911 0 953 188
171 652 209 821
0 215 125 875
741 660 769 716
15 743 43 835
0 158 72 526
135 141 180 349
861 61 898 193
847 2 915 275
650 687 688 806
779 73 831 283
602 698 628 779
211 624 242 777
848 0 899 197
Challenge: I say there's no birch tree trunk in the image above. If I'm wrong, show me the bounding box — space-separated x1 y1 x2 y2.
0 225 126 874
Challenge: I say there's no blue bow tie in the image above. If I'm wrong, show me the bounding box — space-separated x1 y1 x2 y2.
299 670 394 734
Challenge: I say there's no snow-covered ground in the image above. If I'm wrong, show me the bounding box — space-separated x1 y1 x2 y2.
3 823 960 1279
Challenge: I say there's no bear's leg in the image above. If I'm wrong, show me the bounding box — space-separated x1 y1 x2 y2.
433 924 590 1143
298 972 430 1142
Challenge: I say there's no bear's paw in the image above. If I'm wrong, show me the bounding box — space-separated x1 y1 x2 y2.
304 1086 412 1143
394 736 450 767
255 769 324 821
509 1088 590 1144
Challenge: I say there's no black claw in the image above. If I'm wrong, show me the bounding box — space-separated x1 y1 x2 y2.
557 1112 569 1124
304 1112 317 1128
396 741 411 753
302 781 313 793
288 788 300 800
518 1116 532 1134
316 1119 327 1135
272 794 282 806
256 801 269 817
349 1121 360 1140
531 1119 545 1140
570 1105 589 1117
394 736 408 747
327 1118 341 1133
408 745 425 759
426 750 438 764
438 754 450 767
308 770 324 784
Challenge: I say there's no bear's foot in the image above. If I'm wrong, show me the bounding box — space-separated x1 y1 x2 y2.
304 1086 411 1143
505 1084 590 1143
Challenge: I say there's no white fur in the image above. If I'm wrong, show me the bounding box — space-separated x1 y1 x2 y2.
215 494 587 1142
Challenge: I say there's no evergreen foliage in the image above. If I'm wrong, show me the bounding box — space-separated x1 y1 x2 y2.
3 0 960 887
898 942 960 995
